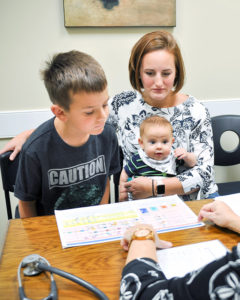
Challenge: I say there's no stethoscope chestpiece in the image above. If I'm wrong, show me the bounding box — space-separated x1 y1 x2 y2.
18 254 57 300
21 254 44 276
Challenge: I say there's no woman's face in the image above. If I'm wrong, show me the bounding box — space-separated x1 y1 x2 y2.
139 49 176 106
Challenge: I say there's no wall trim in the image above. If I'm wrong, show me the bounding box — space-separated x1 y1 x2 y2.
0 109 53 138
201 98 240 117
0 98 240 138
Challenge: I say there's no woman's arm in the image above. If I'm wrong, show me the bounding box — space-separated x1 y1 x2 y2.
198 200 240 233
124 176 186 200
121 224 172 264
126 240 158 264
120 224 240 300
176 105 216 198
121 243 240 300
0 129 34 160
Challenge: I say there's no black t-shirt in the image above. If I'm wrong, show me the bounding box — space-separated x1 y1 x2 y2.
15 118 120 215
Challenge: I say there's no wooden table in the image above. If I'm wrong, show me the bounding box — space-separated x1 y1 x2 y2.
0 199 239 300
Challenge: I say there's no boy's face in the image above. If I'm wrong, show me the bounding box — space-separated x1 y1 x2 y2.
63 88 109 138
138 124 174 161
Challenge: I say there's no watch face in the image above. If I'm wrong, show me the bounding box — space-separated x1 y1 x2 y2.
157 184 165 195
135 228 151 238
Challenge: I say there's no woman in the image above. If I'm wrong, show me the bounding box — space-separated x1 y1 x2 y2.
108 31 218 201
120 206 240 300
0 31 218 201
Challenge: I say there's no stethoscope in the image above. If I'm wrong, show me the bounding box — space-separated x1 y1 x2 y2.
18 254 109 300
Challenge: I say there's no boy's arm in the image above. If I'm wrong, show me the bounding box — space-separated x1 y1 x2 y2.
100 178 110 205
120 169 128 184
18 199 37 218
174 148 197 168
119 169 129 201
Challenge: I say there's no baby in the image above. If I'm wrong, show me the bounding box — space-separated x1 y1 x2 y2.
120 115 196 198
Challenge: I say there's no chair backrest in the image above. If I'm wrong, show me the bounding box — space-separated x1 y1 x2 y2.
0 151 20 219
113 146 124 202
211 114 240 166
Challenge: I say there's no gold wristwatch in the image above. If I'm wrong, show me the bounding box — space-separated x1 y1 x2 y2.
130 228 155 245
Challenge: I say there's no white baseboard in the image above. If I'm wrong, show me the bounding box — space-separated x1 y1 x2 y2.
0 99 240 138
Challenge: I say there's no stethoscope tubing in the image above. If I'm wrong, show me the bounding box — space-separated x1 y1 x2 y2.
37 262 109 300
18 255 109 300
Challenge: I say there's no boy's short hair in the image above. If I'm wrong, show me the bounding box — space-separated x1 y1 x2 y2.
41 50 107 110
140 115 173 137
129 31 185 95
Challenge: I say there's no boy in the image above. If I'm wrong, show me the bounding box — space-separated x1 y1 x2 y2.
120 115 196 198
15 50 120 217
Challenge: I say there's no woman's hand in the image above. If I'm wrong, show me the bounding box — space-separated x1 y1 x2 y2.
124 176 153 199
0 129 34 160
198 200 240 232
121 223 172 251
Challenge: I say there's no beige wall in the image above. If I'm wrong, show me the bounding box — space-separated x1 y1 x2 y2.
1 0 240 254
1 0 240 113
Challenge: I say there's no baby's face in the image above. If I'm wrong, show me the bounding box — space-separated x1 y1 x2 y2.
139 124 174 161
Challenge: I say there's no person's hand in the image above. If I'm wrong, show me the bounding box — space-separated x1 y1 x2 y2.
119 169 129 202
124 176 152 199
198 200 239 228
119 181 128 201
174 148 188 160
120 223 172 251
0 129 33 160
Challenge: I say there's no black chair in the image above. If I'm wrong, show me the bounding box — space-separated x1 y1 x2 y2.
211 114 240 196
0 151 20 219
113 146 124 202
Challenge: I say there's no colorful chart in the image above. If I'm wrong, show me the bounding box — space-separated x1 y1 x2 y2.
55 195 204 248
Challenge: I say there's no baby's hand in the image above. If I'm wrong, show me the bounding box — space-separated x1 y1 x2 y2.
174 148 187 160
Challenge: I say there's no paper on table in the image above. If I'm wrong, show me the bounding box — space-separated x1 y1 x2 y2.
157 239 228 279
55 195 204 248
215 193 240 216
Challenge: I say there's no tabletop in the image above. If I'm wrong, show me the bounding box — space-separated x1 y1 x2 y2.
0 199 239 300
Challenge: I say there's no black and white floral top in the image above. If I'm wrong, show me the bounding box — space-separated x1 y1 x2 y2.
109 91 218 200
120 244 240 300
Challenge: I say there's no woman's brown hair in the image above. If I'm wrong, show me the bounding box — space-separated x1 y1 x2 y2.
129 31 185 94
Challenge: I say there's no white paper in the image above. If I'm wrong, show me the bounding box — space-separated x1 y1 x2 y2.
55 195 204 248
157 239 228 279
215 193 240 216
